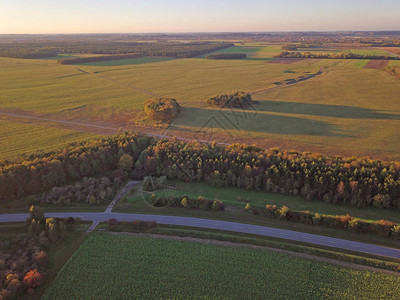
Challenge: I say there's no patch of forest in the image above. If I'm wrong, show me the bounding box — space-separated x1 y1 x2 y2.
0 41 234 59
1 134 400 211
57 54 143 64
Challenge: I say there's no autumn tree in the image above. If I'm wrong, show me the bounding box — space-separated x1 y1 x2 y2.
118 154 134 171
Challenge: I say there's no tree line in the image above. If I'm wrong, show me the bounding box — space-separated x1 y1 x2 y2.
0 133 153 202
135 140 400 209
274 51 400 60
0 42 234 59
2 134 400 210
205 53 246 59
57 54 143 65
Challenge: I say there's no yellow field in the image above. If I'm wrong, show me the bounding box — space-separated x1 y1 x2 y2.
1 44 399 161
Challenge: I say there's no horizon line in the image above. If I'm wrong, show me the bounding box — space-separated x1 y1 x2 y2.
1 30 400 36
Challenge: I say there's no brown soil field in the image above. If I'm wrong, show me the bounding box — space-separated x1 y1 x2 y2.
269 58 305 64
364 60 389 69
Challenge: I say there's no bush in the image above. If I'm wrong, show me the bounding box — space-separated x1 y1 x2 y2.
144 98 181 121
263 203 399 239
207 91 252 108
211 200 225 211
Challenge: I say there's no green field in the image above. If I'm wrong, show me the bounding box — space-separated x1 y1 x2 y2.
198 44 283 59
0 118 98 160
43 233 400 299
125 180 400 223
1 43 400 161
353 59 369 68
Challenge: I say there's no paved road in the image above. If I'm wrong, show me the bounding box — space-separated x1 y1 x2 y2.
1 211 400 260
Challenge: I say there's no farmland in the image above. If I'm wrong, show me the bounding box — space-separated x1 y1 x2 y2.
0 118 98 160
1 42 400 161
1 41 400 160
43 233 400 299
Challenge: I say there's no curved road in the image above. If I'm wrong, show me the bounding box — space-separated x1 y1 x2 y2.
1 211 400 260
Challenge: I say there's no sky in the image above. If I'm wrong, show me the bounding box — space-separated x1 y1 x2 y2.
0 0 399 34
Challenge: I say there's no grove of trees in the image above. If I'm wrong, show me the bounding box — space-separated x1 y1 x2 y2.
144 98 181 121
0 41 234 59
135 140 400 209
2 133 400 212
207 91 253 108
0 206 77 299
0 133 153 203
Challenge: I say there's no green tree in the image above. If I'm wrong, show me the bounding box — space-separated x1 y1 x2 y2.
118 154 134 172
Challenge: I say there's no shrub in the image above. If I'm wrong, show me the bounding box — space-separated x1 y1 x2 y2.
144 98 181 121
212 200 224 211
22 269 43 290
181 197 188 207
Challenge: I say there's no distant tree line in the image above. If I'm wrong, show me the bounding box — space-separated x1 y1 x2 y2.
281 44 298 51
205 53 246 59
0 42 234 59
57 54 143 65
360 41 400 47
274 51 400 60
0 49 58 59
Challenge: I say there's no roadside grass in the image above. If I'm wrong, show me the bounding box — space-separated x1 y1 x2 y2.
0 222 25 243
127 180 400 223
114 187 400 249
34 223 89 300
0 202 108 214
42 232 400 299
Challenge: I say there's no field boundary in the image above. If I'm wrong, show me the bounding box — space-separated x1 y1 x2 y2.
250 67 324 95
